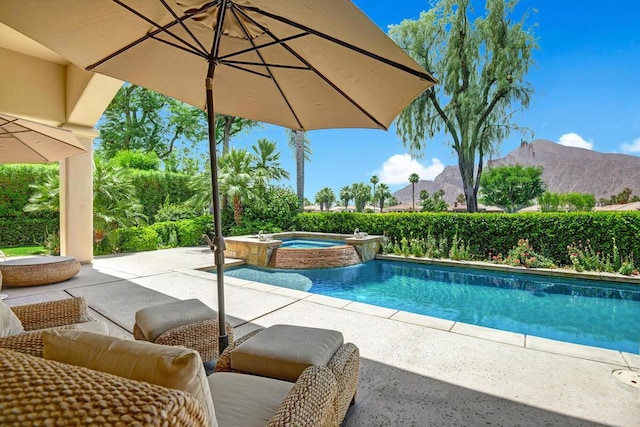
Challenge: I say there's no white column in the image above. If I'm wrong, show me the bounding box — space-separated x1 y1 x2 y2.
59 125 97 264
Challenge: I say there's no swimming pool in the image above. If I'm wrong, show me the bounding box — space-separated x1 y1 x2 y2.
225 260 640 353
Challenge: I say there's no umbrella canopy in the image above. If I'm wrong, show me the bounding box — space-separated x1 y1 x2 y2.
0 0 436 352
0 113 87 163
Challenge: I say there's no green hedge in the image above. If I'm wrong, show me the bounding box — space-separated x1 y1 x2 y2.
99 215 214 254
0 215 59 247
0 164 56 218
293 211 640 266
127 169 195 221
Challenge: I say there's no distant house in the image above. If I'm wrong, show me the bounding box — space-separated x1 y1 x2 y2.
385 203 415 212
594 202 640 211
448 203 504 213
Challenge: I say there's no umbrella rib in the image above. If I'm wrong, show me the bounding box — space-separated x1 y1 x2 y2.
222 63 272 78
280 42 388 129
223 60 308 70
238 4 437 84
234 7 387 129
218 33 308 61
89 0 214 70
158 0 211 54
228 5 304 129
149 34 209 59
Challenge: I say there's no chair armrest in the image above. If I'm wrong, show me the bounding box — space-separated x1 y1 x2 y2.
11 297 91 331
214 328 263 373
0 347 208 426
0 331 46 357
152 319 234 362
327 343 360 423
267 365 338 427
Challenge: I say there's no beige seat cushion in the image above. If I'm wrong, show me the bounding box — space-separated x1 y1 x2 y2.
230 324 344 382
136 298 216 341
0 300 24 337
209 372 293 427
42 330 217 427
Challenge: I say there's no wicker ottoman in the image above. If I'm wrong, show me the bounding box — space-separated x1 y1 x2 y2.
0 256 80 287
215 324 360 424
133 299 233 362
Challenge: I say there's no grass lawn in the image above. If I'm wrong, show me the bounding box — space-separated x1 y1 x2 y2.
0 246 47 257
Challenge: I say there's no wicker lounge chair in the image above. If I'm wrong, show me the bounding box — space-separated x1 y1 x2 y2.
1 337 338 426
0 297 102 357
215 325 360 425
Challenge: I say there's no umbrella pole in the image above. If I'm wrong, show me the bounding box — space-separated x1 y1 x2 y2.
205 72 229 354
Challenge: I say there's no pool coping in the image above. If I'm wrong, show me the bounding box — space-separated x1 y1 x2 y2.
196 258 640 369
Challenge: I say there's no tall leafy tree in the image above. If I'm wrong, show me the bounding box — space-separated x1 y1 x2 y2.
390 0 537 212
98 84 207 163
370 175 380 212
315 187 336 212
218 115 260 155
420 189 448 212
286 129 312 206
408 172 420 211
351 182 371 212
479 164 545 213
375 183 392 212
339 186 353 210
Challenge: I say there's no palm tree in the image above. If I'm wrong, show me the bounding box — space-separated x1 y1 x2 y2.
286 129 312 206
25 158 147 243
339 186 352 210
218 148 258 225
370 175 379 212
351 182 371 212
251 138 290 184
408 173 420 211
375 183 392 212
315 187 336 211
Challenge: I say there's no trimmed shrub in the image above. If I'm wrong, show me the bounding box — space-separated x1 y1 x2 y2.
118 227 159 253
0 215 59 247
292 211 640 267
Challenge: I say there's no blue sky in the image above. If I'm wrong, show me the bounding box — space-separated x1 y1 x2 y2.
229 0 640 200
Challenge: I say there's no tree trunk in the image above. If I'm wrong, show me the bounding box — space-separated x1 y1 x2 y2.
459 156 479 212
295 131 304 207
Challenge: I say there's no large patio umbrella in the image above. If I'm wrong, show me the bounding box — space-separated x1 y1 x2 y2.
0 113 87 163
0 0 436 352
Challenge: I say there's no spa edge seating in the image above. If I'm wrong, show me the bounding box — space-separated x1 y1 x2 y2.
0 297 360 426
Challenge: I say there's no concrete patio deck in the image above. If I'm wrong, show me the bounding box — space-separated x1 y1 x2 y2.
3 246 638 426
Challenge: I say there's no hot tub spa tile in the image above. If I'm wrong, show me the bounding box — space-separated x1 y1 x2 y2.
451 322 525 346
526 336 627 365
344 301 398 318
391 311 455 331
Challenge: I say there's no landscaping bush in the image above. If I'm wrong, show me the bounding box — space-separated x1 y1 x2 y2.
126 169 195 222
0 215 59 247
118 227 159 253
293 211 640 268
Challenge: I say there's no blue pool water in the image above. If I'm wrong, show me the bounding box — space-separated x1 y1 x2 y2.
280 238 344 248
225 260 640 353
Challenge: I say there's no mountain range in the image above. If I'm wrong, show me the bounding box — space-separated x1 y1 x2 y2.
392 139 640 205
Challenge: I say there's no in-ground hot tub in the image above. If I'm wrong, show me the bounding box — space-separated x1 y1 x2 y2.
224 232 382 269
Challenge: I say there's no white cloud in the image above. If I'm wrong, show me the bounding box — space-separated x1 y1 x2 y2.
378 154 445 185
621 138 640 153
558 133 593 150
